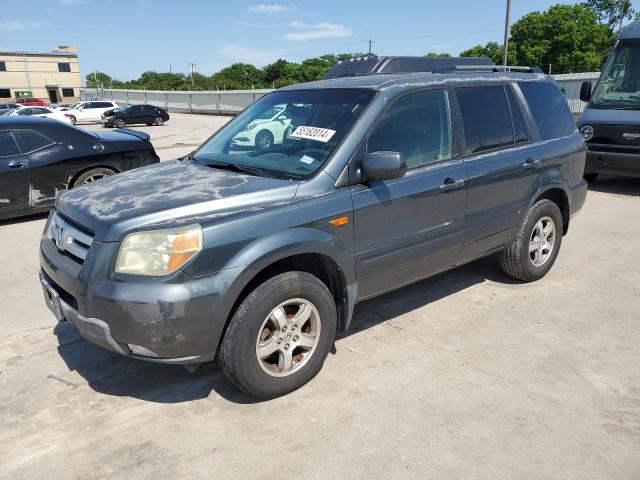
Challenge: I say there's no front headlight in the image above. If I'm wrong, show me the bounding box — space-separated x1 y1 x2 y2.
244 123 257 131
115 225 203 276
579 125 594 141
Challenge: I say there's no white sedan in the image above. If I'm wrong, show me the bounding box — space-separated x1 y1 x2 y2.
231 104 291 150
7 106 73 124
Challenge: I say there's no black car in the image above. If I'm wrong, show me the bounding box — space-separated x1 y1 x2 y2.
0 117 159 221
102 104 170 128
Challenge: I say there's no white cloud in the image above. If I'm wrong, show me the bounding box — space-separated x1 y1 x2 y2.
285 21 352 41
0 21 44 31
59 0 87 5
248 4 297 13
220 44 283 66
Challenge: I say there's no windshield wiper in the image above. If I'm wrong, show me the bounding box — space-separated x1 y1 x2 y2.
201 160 274 178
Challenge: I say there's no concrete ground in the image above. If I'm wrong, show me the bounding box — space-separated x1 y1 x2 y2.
1 114 639 479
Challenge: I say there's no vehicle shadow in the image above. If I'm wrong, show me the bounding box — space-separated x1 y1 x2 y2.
588 176 640 197
0 212 48 227
54 255 514 405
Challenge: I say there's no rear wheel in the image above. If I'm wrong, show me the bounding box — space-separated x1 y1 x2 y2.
153 116 164 126
72 167 116 188
584 173 598 183
67 115 77 125
219 271 337 398
114 118 125 128
500 199 563 282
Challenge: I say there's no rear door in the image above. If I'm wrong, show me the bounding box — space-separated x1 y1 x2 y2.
454 84 542 262
351 88 468 299
0 130 30 215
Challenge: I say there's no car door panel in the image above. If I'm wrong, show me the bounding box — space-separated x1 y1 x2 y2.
0 131 30 215
352 160 468 298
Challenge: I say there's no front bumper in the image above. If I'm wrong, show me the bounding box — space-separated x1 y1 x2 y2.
585 147 640 178
39 221 242 363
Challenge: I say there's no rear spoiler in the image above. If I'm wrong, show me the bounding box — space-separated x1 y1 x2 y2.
113 128 150 141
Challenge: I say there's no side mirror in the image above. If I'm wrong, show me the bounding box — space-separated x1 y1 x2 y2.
580 81 592 102
362 151 407 181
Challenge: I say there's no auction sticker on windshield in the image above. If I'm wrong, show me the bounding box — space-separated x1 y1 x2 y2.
290 126 336 143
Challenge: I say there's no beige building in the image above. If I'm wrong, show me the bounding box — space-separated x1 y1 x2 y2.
0 45 81 104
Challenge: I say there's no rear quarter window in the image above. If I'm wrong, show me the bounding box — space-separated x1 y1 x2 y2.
518 82 576 140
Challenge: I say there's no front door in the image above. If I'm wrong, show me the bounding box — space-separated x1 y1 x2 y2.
452 84 542 262
47 88 58 104
0 130 30 216
351 88 468 299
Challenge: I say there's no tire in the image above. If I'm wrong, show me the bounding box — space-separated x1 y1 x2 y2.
153 116 164 126
219 271 337 399
114 118 125 128
584 173 598 183
72 167 116 188
68 115 77 125
255 130 273 150
500 199 563 282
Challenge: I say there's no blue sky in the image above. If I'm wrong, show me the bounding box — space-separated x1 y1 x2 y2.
1 0 591 81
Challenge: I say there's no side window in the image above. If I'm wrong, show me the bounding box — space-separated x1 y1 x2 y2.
0 131 20 156
13 130 55 153
505 86 528 144
455 86 514 155
98 102 112 108
58 62 71 72
0 61 6 72
368 89 452 170
32 107 48 114
518 82 576 140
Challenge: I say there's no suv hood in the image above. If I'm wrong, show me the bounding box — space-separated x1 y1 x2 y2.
55 160 300 241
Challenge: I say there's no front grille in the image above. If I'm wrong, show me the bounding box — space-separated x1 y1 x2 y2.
588 124 640 147
45 211 94 263
588 144 640 155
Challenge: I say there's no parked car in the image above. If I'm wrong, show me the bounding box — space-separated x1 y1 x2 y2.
102 104 170 127
39 62 587 398
0 116 159 221
577 20 640 181
50 103 71 111
0 103 20 111
231 103 290 149
15 97 48 107
64 100 121 125
6 106 72 124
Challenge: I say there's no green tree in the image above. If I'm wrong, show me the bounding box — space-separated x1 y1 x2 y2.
424 52 451 57
585 0 635 30
510 4 613 72
85 71 113 88
460 41 516 65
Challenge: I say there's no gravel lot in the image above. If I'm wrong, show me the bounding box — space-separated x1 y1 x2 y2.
1 113 639 479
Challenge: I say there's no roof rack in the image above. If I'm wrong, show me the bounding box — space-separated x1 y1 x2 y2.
323 56 492 79
431 65 543 74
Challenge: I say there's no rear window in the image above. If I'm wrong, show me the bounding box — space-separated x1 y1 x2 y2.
13 130 55 153
518 82 576 140
456 85 514 154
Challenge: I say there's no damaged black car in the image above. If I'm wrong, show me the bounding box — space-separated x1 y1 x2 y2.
0 117 159 221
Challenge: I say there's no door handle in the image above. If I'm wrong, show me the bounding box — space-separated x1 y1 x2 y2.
8 160 23 168
439 178 466 192
523 158 541 170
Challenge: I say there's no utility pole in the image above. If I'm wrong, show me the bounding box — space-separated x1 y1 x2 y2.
502 0 511 66
365 39 374 57
618 0 626 32
188 63 195 86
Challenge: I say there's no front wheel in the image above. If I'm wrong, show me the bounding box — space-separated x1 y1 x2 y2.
114 118 125 128
584 173 598 183
219 271 337 398
255 130 273 150
500 199 563 282
67 115 77 125
72 167 116 188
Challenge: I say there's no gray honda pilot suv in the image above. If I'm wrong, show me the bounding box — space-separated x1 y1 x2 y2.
40 67 587 398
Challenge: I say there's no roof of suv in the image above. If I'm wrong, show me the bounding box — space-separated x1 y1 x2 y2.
281 71 550 92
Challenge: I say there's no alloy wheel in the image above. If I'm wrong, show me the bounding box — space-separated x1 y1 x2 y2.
529 216 556 267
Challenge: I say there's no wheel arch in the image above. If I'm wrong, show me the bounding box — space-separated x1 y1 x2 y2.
532 186 570 235
67 164 119 189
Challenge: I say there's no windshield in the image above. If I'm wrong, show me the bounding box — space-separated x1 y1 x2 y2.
192 89 375 179
591 39 640 109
